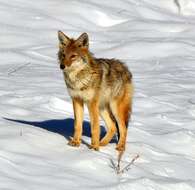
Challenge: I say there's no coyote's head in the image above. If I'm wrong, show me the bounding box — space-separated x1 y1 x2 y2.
58 31 89 70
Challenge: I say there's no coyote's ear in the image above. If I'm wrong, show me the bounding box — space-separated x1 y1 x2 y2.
58 31 70 46
76 33 89 48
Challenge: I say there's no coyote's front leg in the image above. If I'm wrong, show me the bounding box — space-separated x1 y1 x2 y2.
87 98 100 151
68 97 84 147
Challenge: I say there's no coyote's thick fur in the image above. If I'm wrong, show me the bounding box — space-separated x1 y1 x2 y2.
57 31 133 151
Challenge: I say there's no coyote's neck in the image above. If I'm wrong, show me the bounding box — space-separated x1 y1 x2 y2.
63 63 92 90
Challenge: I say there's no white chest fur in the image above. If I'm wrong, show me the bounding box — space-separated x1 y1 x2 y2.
67 88 95 101
63 63 95 101
63 63 86 88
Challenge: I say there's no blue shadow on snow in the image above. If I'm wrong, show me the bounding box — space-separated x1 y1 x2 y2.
3 117 117 144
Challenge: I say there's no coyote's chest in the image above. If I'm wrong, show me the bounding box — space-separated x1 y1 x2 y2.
63 66 95 101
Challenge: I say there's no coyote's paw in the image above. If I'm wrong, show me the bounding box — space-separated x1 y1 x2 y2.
89 144 99 151
100 141 108 146
68 139 80 147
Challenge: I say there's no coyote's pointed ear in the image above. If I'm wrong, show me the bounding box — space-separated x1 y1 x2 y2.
58 31 70 46
76 33 89 48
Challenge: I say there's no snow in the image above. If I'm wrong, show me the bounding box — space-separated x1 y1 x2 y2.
0 0 195 189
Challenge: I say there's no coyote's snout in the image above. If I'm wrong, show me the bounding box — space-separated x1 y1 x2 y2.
57 31 133 151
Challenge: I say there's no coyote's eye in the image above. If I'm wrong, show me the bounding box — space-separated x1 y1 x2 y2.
70 54 77 60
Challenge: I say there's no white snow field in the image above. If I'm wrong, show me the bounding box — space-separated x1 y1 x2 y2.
0 0 195 189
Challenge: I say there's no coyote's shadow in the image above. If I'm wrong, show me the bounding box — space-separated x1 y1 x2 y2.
4 117 117 144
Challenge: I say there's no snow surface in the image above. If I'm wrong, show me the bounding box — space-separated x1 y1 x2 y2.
0 0 195 189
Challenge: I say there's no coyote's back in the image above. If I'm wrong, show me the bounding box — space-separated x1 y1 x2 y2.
94 58 132 106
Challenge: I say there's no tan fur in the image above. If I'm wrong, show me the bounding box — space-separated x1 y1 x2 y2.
68 97 84 146
87 96 100 150
100 108 117 146
58 31 133 151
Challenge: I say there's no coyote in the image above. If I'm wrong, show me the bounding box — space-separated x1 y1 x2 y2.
57 31 133 151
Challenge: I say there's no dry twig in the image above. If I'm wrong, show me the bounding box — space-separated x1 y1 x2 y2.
110 152 140 174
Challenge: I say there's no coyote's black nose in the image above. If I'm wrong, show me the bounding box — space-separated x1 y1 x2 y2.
60 64 65 70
